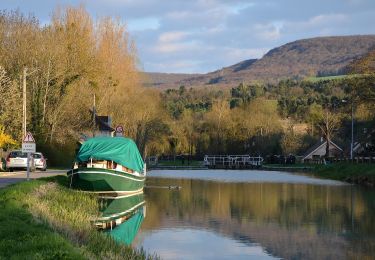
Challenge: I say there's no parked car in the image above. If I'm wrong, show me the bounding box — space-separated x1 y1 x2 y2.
32 152 47 171
6 150 35 172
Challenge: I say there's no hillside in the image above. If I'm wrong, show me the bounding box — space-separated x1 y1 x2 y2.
144 35 375 88
141 72 201 88
347 48 375 74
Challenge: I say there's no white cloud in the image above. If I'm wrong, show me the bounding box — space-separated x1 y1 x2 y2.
224 47 270 61
158 31 190 43
309 14 348 26
228 2 255 14
138 228 276 260
152 41 200 54
282 13 349 35
4 0 375 73
254 23 283 41
145 60 202 73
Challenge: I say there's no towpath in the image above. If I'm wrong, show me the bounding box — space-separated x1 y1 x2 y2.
0 169 67 188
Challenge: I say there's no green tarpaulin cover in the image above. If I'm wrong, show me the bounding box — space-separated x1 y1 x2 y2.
109 209 144 245
76 137 144 173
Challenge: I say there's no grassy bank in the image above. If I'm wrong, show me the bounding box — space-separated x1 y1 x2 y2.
263 163 313 170
263 163 375 187
312 163 375 187
0 176 156 259
157 159 202 167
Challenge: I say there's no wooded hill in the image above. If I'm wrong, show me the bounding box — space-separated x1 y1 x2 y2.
144 35 375 88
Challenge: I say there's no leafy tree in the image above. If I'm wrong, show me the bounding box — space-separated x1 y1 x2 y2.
281 125 301 155
0 125 17 149
0 66 21 140
230 83 265 108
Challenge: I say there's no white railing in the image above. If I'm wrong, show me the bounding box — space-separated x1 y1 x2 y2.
204 155 264 167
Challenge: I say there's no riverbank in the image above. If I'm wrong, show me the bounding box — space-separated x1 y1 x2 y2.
0 176 156 259
263 163 375 187
311 163 375 187
262 164 313 172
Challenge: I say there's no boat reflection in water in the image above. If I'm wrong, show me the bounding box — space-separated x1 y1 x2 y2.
95 192 145 245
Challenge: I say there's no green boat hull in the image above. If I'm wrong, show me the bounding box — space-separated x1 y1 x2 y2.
99 193 145 220
95 192 145 231
68 168 145 193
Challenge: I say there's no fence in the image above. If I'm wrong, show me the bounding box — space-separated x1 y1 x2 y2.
304 156 375 164
204 155 264 168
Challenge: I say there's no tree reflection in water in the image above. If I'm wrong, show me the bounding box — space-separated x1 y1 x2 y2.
134 177 375 260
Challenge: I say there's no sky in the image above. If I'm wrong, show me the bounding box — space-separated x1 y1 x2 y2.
2 0 375 73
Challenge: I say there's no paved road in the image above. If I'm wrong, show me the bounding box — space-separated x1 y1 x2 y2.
0 169 68 188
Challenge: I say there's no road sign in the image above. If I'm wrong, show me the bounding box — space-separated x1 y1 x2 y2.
23 132 35 143
115 125 124 137
21 132 36 181
22 132 36 153
22 142 36 153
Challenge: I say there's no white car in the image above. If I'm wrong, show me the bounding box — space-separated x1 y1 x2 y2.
32 152 47 171
6 150 35 172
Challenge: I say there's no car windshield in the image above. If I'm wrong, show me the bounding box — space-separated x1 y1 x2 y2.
9 151 28 158
33 153 42 159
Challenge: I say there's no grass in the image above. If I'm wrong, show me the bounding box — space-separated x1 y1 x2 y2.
311 163 375 186
263 163 375 187
46 166 69 170
305 74 361 82
263 163 310 168
157 159 203 167
0 176 156 259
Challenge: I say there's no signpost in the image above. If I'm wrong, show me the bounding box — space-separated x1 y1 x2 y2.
115 125 124 137
22 132 36 181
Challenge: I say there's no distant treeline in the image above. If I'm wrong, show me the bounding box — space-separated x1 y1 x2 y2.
161 74 375 157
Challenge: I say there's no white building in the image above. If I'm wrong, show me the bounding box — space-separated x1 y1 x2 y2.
302 139 343 163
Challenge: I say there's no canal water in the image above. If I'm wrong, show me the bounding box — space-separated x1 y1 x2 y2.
107 170 375 260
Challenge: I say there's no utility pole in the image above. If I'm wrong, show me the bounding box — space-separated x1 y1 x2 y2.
93 94 96 137
350 102 354 160
22 67 31 181
342 99 355 161
22 67 27 138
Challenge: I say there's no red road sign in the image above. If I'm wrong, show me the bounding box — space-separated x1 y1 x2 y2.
23 132 35 143
115 125 124 133
115 125 124 137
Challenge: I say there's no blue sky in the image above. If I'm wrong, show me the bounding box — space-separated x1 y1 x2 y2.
2 0 375 73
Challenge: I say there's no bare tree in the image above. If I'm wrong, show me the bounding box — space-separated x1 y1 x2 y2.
317 110 342 158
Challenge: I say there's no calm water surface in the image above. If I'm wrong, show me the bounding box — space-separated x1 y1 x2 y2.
109 170 375 260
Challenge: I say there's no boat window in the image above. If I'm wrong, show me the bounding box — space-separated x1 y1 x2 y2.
79 159 134 173
90 160 106 169
73 162 78 169
122 166 134 173
107 161 113 169
106 160 118 170
78 161 87 168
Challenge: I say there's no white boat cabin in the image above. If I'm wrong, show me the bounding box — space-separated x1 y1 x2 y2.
74 159 144 176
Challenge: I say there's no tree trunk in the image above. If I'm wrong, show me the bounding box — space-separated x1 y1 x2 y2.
325 136 330 159
42 60 51 127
